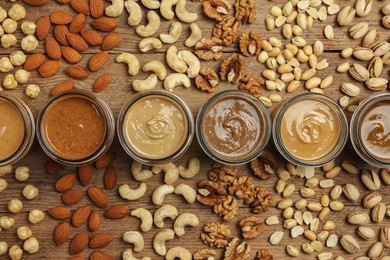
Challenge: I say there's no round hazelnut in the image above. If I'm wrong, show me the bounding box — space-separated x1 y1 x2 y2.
28 209 45 224
8 4 26 21
0 57 14 73
23 237 39 254
0 216 14 229
1 34 17 48
10 51 26 66
0 25 4 37
21 35 38 52
2 18 17 34
0 241 8 256
8 245 23 260
23 184 39 200
17 226 32 240
3 74 18 90
0 8 7 23
0 165 12 176
7 199 23 214
15 166 30 181
26 84 40 99
21 21 36 35
15 69 30 84
0 178 7 193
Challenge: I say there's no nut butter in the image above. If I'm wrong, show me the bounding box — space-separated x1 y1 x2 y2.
197 90 271 165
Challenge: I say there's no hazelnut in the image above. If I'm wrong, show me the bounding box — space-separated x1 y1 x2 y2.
28 209 45 224
23 237 39 254
0 241 8 256
15 166 30 181
17 226 32 240
0 57 14 73
8 199 23 214
15 69 30 84
23 184 39 200
8 245 23 260
0 25 4 37
3 74 18 89
10 51 26 66
1 34 17 48
26 84 40 99
0 216 15 229
21 35 38 52
2 18 17 34
8 4 26 21
21 21 36 35
0 178 7 193
0 165 12 176
0 8 7 23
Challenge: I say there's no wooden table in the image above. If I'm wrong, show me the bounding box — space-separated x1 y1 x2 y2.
0 0 389 259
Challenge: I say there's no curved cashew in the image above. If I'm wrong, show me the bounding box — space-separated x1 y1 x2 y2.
164 73 191 92
123 231 144 252
152 184 174 205
185 23 202 47
122 249 151 260
116 53 140 76
160 0 179 20
131 208 153 232
175 0 198 23
136 11 160 37
178 157 200 179
153 229 175 256
119 183 147 200
178 50 200 78
131 161 155 182
166 46 187 73
141 0 160 9
166 246 192 260
151 163 179 184
160 22 182 44
132 74 158 92
105 0 125 17
174 184 196 204
139 37 162 53
173 213 199 237
143 61 167 80
125 0 142 26
154 204 178 228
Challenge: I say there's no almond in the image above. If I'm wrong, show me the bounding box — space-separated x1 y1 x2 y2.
103 165 116 190
91 17 117 32
24 53 46 71
64 65 89 79
45 37 62 60
70 14 87 33
104 205 129 220
72 205 92 228
61 46 81 64
48 206 71 220
62 189 85 205
53 25 70 46
95 151 116 169
23 0 48 6
93 74 112 93
50 11 73 25
80 29 103 46
89 233 113 248
88 186 108 209
90 0 105 18
101 32 121 51
70 0 90 15
36 16 51 40
38 60 61 78
68 256 84 260
67 33 89 52
55 172 77 192
78 164 93 186
89 210 101 231
90 251 114 260
55 222 70 246
69 231 89 255
56 0 70 4
88 51 108 71
51 80 75 96
46 158 61 174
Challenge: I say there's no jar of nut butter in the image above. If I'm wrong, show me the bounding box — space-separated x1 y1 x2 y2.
350 93 390 167
0 93 36 166
37 90 115 166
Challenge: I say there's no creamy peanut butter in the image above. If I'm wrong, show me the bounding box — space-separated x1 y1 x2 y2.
123 95 188 159
281 99 340 160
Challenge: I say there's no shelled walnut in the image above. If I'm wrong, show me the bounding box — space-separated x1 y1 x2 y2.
239 216 264 239
208 163 238 186
238 73 264 98
203 0 231 21
251 151 278 179
195 37 224 60
195 67 219 93
255 249 273 260
220 53 246 83
250 158 269 180
224 238 251 260
239 30 262 56
193 248 217 260
213 16 241 46
214 195 239 221
234 0 257 24
228 176 255 200
246 187 274 213
197 180 227 206
200 222 231 248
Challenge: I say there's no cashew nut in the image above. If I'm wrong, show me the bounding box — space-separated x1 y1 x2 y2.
119 183 147 200
160 0 178 20
131 208 153 232
136 11 160 38
131 161 155 182
178 50 200 78
132 74 158 92
153 229 175 256
125 0 143 26
151 163 179 185
173 213 199 237
154 204 178 228
143 61 167 80
164 73 191 92
160 22 182 44
174 184 196 203
178 157 200 179
152 184 174 205
105 0 125 17
116 53 140 76
166 46 187 73
123 231 144 252
139 37 162 53
166 246 192 260
141 0 160 9
175 0 198 23
185 23 202 47
122 249 151 260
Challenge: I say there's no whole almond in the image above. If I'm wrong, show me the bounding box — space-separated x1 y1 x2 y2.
89 233 113 248
103 165 117 190
89 210 101 231
23 0 49 6
95 151 116 169
101 32 121 51
56 0 70 4
50 12 73 25
62 189 85 205
55 172 77 192
54 25 70 46
80 29 103 46
70 14 87 33
39 60 62 78
61 46 82 64
88 186 108 209
67 33 89 52
93 74 112 93
64 65 89 79
88 51 108 71
36 16 51 40
78 164 93 186
24 53 45 71
90 0 105 18
104 205 129 219
46 158 61 174
72 205 92 228
70 0 90 15
91 17 117 32
45 37 62 60
68 256 84 260
48 206 71 220
51 80 75 96
90 251 113 260
55 222 70 246
69 231 89 255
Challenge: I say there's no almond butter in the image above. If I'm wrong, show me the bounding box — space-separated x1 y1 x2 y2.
55 222 70 246
91 17 117 32
54 25 70 46
70 0 91 15
23 0 48 6
45 37 62 60
89 210 101 231
24 53 46 71
80 29 103 46
69 231 89 255
46 158 61 174
103 165 116 190
50 11 73 25
64 65 89 79
38 60 62 78
67 33 89 52
78 164 93 186
88 186 108 209
36 16 51 40
90 0 105 18
51 80 75 96
88 51 108 71
72 205 92 228
61 46 82 64
55 172 77 192
62 189 85 205
93 74 112 93
90 251 113 260
101 32 121 51
104 205 129 220
95 151 116 169
89 233 113 248
70 14 87 34
48 206 71 220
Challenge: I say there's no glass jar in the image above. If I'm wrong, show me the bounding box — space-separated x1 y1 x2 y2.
37 90 115 166
117 90 194 165
350 93 390 168
196 90 272 165
273 93 348 167
0 93 36 166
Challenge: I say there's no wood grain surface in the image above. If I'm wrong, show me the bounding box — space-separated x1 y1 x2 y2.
0 0 389 259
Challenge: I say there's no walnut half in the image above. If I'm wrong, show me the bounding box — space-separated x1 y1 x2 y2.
220 53 246 83
234 0 257 24
238 73 264 98
239 30 262 56
200 222 231 248
246 187 274 213
213 16 242 46
195 37 224 61
203 0 231 21
255 249 273 260
197 180 227 206
213 195 239 221
239 215 264 239
195 67 219 93
224 238 251 260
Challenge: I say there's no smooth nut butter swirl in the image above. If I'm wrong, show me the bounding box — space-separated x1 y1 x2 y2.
281 99 340 160
146 115 173 139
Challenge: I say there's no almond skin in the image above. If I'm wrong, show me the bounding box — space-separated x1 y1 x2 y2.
69 231 89 255
88 186 108 209
55 222 70 246
101 32 121 51
69 13 87 33
64 65 89 79
24 53 45 71
88 51 108 71
50 11 73 25
56 0 70 4
67 33 89 52
80 29 103 46
61 46 82 64
95 151 116 169
70 0 90 15
53 25 70 46
90 251 114 260
62 189 85 205
38 60 61 78
90 0 105 18
104 205 129 220
46 158 61 174
23 0 48 6
36 16 51 40
78 164 93 186
89 210 101 231
51 80 75 96
67 256 84 260
72 205 92 228
48 206 71 220
93 74 112 93
45 37 62 60
55 172 77 192
89 233 113 249
91 17 117 32
103 165 117 190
